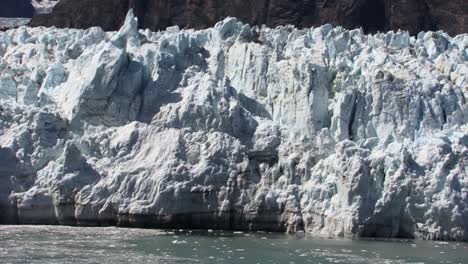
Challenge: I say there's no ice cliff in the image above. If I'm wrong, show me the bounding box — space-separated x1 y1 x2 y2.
0 11 467 241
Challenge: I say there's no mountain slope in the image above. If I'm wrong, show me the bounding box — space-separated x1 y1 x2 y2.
0 0 35 18
29 0 468 35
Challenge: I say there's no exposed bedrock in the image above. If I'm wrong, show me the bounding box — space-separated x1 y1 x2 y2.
29 0 468 36
1 11 467 241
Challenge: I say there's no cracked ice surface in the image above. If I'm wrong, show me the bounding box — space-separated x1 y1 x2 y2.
0 10 467 241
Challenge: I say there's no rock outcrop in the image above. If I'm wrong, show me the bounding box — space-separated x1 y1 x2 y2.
1 11 467 241
29 0 468 35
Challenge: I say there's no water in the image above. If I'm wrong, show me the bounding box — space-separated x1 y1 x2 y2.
0 226 467 264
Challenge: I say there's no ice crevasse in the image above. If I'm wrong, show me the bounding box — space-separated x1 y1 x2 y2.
0 10 467 241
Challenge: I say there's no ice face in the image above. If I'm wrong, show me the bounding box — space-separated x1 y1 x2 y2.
0 10 467 241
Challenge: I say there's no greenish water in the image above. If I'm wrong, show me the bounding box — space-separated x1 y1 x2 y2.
0 226 467 264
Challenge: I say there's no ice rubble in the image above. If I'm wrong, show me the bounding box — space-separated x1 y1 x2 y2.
0 10 467 241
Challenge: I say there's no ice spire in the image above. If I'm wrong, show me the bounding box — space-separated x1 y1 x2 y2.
110 9 140 49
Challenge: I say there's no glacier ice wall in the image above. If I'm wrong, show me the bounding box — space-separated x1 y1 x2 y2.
0 11 467 241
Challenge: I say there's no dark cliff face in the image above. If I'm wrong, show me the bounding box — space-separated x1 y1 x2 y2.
29 0 467 35
0 0 35 18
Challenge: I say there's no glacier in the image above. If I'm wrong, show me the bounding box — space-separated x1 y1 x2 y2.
31 0 59 14
0 10 467 241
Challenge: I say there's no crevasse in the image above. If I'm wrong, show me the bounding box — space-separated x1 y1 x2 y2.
0 10 467 241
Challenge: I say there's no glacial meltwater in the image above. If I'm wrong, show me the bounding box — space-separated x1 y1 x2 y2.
0 226 467 264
